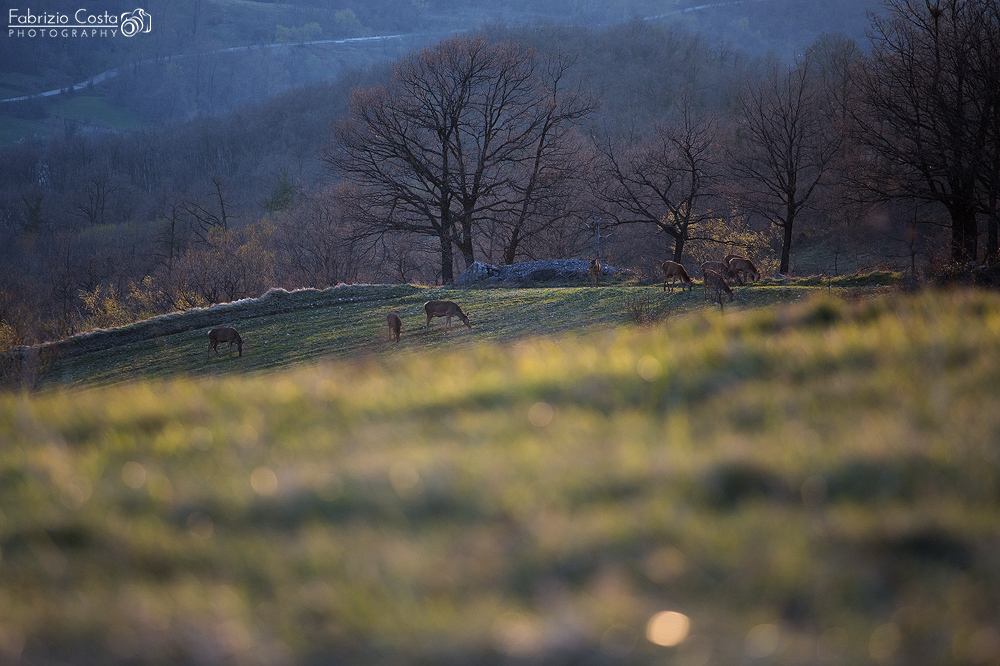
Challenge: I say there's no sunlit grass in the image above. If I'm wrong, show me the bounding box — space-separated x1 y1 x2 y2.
2 286 998 664
33 278 901 390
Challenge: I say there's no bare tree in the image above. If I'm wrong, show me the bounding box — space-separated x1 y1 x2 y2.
853 0 998 264
183 176 234 244
70 170 118 227
326 36 589 282
487 52 596 265
597 93 722 263
730 59 839 275
272 187 365 287
975 1 1000 264
804 34 874 272
155 202 187 280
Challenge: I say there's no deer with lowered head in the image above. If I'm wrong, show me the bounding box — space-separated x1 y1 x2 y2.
424 300 472 332
703 269 734 303
702 260 742 286
661 260 693 292
727 256 760 283
208 327 243 357
387 312 402 342
589 257 601 287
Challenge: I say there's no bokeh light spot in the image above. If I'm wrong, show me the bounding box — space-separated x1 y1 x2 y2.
642 546 686 583
637 355 662 381
646 610 690 647
493 611 543 657
528 402 554 427
389 461 421 497
601 624 637 657
746 623 780 658
121 461 147 489
187 512 214 540
250 467 278 496
801 474 828 506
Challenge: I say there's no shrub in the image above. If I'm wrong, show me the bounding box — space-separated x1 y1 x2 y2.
623 292 665 325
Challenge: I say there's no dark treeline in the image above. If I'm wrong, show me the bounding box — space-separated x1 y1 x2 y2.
4 0 998 350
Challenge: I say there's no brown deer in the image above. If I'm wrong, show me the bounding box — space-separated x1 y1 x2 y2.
661 260 693 292
702 260 742 286
589 257 601 287
208 327 243 357
387 312 402 342
728 256 760 283
424 300 472 331
703 269 734 303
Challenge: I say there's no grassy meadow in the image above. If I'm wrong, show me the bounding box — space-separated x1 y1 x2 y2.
1 280 999 665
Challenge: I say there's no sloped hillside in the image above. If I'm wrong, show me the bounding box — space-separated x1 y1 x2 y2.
1 287 998 665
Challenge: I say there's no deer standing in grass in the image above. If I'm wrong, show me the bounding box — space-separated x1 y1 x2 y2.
702 260 742 286
424 300 472 332
208 327 243 357
589 258 601 287
661 261 693 292
727 256 760 283
387 312 402 342
703 269 734 303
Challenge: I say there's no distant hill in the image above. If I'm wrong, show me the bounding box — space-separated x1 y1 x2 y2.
0 0 881 143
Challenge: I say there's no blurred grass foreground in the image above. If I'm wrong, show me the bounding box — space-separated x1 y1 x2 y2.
1 289 1000 665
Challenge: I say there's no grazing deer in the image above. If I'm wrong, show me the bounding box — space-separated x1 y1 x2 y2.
661 260 693 292
728 256 760 283
703 269 734 303
424 300 472 332
387 312 402 342
589 257 602 287
702 260 742 286
208 327 243 357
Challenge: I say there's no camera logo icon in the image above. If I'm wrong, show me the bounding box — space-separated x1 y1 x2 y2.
120 8 151 37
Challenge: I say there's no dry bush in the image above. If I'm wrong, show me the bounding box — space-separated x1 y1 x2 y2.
623 292 666 325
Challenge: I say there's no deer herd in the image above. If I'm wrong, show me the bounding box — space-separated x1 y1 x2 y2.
660 254 759 303
207 255 759 356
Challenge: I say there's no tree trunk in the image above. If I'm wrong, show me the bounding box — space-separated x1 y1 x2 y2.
672 234 685 263
987 189 998 266
503 225 520 265
950 203 978 264
455 218 475 270
780 215 794 275
439 230 454 284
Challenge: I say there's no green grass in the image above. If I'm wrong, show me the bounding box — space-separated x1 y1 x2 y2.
31 278 903 389
51 95 144 130
0 115 49 144
0 71 46 98
0 94 145 145
3 280 998 665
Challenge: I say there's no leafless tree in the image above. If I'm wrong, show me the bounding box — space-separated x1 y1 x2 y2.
853 0 999 264
272 187 365 287
326 36 591 282
70 170 118 227
487 52 596 265
975 1 1000 263
183 176 233 244
597 93 722 263
156 202 187 280
730 59 839 275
